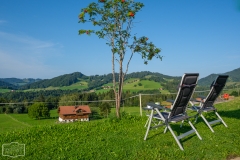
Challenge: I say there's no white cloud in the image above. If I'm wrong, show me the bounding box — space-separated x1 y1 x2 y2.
0 31 56 51
0 31 63 78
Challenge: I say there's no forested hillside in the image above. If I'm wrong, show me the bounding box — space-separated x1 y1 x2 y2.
224 67 240 81
0 80 17 89
20 72 85 89
0 68 240 92
198 67 240 86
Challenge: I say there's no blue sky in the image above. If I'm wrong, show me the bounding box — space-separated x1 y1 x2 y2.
0 0 240 79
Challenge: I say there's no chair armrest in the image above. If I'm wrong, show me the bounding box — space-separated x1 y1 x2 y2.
146 103 164 110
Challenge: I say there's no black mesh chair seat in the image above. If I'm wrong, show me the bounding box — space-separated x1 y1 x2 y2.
191 106 216 112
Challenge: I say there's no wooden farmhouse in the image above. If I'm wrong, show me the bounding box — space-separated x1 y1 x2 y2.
58 105 91 122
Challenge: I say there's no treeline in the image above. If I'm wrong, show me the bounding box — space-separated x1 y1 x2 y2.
0 89 82 103
0 89 176 110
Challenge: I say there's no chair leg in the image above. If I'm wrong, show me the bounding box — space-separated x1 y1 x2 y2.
180 120 184 128
188 121 202 140
201 114 215 132
144 110 154 140
215 112 228 127
144 116 150 127
164 126 168 133
167 124 184 151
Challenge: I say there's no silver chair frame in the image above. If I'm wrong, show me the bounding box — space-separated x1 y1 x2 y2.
144 73 202 150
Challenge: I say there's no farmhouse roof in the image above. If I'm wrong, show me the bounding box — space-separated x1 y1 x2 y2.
59 105 91 115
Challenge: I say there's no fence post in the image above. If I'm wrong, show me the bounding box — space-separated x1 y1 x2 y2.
139 93 142 116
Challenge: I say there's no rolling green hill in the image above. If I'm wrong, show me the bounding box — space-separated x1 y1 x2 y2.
14 71 181 93
1 67 240 94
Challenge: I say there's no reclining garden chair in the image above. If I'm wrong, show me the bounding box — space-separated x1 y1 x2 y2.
189 75 229 132
144 73 202 151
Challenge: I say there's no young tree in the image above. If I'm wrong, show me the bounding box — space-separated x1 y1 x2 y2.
78 0 162 118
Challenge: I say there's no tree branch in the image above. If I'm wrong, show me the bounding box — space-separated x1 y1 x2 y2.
124 48 134 77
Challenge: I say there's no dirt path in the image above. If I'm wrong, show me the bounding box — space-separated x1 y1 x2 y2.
4 113 32 127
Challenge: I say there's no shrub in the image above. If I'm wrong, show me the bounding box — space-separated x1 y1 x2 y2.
28 102 50 119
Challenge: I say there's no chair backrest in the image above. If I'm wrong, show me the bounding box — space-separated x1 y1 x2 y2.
169 73 199 118
202 75 229 108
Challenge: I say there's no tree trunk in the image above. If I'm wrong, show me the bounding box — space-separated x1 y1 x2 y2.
115 55 124 118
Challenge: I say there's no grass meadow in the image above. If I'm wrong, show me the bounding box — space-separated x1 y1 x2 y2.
0 98 240 159
24 81 88 92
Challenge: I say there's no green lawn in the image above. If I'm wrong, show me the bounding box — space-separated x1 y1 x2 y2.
0 114 27 132
1 98 240 159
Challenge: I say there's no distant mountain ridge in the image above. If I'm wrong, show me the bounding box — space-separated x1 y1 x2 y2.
0 78 42 87
198 67 240 86
1 67 240 91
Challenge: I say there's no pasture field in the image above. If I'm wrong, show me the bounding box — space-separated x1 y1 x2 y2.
24 81 88 92
123 80 170 94
58 81 88 90
0 89 11 93
102 82 114 86
95 79 165 93
0 98 240 159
